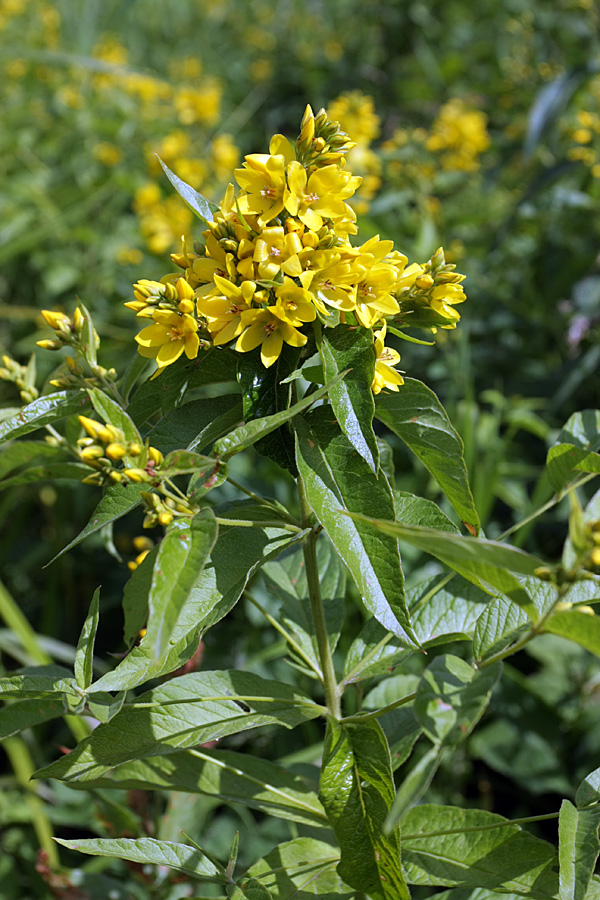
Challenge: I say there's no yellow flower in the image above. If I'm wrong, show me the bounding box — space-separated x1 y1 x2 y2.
235 136 294 227
299 249 359 314
253 226 304 280
372 324 404 395
284 162 361 230
135 310 200 373
235 307 307 368
429 283 466 325
352 237 401 328
197 274 256 345
274 277 316 326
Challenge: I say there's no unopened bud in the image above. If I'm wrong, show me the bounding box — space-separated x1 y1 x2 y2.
41 309 71 332
158 510 174 526
36 339 62 351
147 446 164 465
80 445 104 462
128 442 142 457
415 274 434 290
105 442 127 460
123 468 147 482
108 470 123 483
73 308 85 332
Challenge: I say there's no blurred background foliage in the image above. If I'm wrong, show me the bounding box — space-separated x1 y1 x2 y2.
2 0 600 896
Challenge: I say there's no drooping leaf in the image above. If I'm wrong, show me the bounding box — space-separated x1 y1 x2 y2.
345 513 542 618
544 610 600 657
375 379 479 532
559 799 600 900
295 409 417 646
0 697 65 739
0 391 91 444
0 664 76 698
55 836 224 882
74 587 100 690
319 718 410 899
320 324 378 473
46 482 147 565
35 671 322 781
60 746 327 828
401 804 559 898
0 462 90 490
413 655 502 746
546 410 600 491
158 155 219 224
92 506 303 692
246 836 352 899
146 394 242 455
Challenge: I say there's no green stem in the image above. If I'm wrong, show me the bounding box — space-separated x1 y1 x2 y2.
498 472 596 542
341 692 417 724
297 476 341 719
215 517 304 533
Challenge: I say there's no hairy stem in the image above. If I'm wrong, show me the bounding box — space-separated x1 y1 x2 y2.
297 475 341 719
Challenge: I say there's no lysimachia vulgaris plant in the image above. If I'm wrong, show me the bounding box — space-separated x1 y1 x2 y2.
2 105 600 900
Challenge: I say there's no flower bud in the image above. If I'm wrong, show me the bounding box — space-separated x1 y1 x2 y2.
41 309 71 332
78 416 102 438
147 446 164 465
73 308 85 332
123 468 148 482
36 339 62 351
80 445 104 462
158 510 174 526
128 442 142 457
105 442 127 460
108 470 123 483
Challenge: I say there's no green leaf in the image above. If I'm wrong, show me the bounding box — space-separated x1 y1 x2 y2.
46 482 147 564
414 655 502 745
472 597 530 661
92 507 303 692
0 664 76 698
127 351 238 426
394 491 460 533
345 514 543 618
577 767 600 808
158 449 220 478
544 609 600 656
0 440 68 480
215 371 347 462
147 394 242 455
231 877 274 899
546 411 600 490
35 671 322 781
74 587 100 690
158 155 219 224
296 409 417 646
88 387 141 445
320 324 378 473
559 799 600 900
246 837 352 898
375 379 480 532
143 511 218 664
76 299 98 369
0 462 89 490
0 391 91 444
59 746 327 828
0 697 65 738
122 546 156 647
401 804 559 898
319 718 410 899
55 836 224 882
388 743 445 823
262 537 345 670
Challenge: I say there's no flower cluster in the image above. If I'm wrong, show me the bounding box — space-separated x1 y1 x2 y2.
126 106 467 391
76 415 164 487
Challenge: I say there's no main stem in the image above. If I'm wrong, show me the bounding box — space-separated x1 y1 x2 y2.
297 476 341 719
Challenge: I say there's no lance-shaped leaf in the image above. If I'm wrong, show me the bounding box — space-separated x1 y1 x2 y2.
320 324 378 473
547 410 600 491
158 449 220 479
472 597 530 662
158 155 219 224
146 393 243 455
319 718 410 899
35 670 322 782
375 379 479 532
92 508 303 693
58 746 328 828
577 766 600 809
414 655 501 745
127 350 238 425
0 390 91 444
214 372 346 461
295 409 417 646
0 440 70 480
394 491 460 533
142 511 217 664
0 664 77 698
559 799 600 900
55 836 224 882
401 804 559 898
74 587 100 690
246 836 352 898
0 462 90 490
0 697 65 739
544 610 600 657
88 387 141 445
344 513 543 619
46 482 147 564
